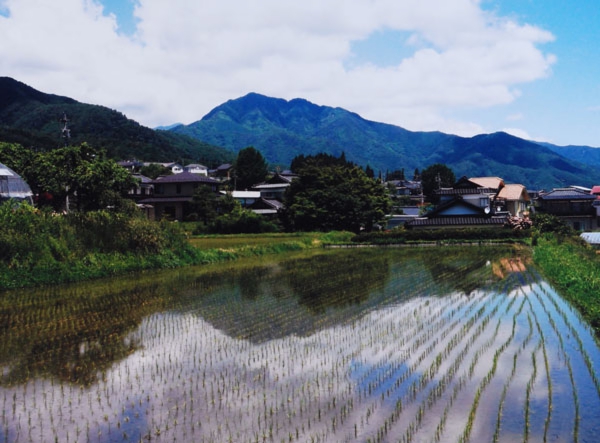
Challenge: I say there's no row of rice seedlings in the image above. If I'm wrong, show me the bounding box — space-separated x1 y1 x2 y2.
4 251 599 442
528 283 584 441
535 280 600 399
369 288 509 442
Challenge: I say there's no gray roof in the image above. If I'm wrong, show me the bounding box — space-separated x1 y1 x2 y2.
406 216 508 228
153 172 219 184
539 188 597 201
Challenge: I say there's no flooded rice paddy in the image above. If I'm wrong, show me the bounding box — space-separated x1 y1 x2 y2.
1 247 599 442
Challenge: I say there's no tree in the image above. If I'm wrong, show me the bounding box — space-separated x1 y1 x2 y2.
421 163 456 203
283 154 391 233
190 185 219 224
234 147 268 190
0 142 136 211
140 163 172 179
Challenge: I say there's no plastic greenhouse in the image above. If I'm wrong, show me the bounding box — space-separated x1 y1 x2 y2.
0 162 33 204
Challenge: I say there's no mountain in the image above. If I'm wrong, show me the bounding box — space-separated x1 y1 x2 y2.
539 142 600 168
0 77 234 166
172 93 600 190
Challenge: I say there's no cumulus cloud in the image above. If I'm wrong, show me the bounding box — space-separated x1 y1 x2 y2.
0 0 555 136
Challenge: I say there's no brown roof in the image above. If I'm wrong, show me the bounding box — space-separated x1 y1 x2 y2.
497 184 529 201
469 177 504 189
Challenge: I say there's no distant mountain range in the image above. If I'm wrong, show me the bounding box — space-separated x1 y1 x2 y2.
2 77 599 190
0 77 234 167
172 92 600 190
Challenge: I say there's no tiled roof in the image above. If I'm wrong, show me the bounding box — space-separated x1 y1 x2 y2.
406 216 508 228
538 188 597 201
591 186 600 195
469 177 504 189
497 184 529 201
153 172 219 184
436 187 497 196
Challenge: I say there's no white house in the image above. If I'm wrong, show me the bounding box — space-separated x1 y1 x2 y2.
184 164 209 176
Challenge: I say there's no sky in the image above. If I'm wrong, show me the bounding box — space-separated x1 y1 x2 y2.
1 0 599 147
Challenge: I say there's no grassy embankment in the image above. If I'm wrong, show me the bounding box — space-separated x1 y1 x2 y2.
0 203 352 290
533 235 600 337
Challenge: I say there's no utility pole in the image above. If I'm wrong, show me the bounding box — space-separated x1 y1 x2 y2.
60 112 70 147
60 112 71 211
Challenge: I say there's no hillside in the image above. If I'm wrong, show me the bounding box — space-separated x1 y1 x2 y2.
173 93 600 190
0 77 234 167
540 142 600 168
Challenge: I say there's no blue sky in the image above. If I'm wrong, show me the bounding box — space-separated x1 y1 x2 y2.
1 0 599 148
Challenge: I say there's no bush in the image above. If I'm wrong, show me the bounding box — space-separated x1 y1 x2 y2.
209 209 280 234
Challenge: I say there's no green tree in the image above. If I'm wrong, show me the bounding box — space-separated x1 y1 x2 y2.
140 163 172 179
234 147 268 190
283 154 391 233
421 163 456 203
0 142 136 211
190 185 219 224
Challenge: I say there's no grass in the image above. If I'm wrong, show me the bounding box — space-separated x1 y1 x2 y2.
533 235 600 338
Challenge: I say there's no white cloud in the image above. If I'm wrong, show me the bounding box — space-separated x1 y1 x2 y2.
0 0 555 136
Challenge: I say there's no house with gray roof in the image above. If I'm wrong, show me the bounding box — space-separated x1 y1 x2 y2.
536 187 598 231
138 172 220 220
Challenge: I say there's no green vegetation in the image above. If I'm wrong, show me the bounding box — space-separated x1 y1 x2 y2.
0 201 352 290
0 141 137 211
283 153 391 233
233 146 268 190
533 235 600 335
352 226 531 244
0 77 234 166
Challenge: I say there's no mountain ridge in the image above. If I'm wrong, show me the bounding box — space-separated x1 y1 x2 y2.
173 92 600 190
0 77 234 167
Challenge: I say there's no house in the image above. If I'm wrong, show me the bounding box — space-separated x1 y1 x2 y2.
184 164 208 176
220 190 260 208
495 184 530 217
138 172 220 220
210 163 233 179
386 207 421 229
117 159 144 172
0 162 33 204
162 162 183 174
405 196 509 230
536 187 598 231
436 176 504 209
387 179 424 205
248 198 285 217
128 174 154 201
252 172 295 201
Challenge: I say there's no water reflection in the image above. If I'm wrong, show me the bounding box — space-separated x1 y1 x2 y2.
0 247 526 386
1 246 599 443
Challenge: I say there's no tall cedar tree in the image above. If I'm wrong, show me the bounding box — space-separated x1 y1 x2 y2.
234 147 268 190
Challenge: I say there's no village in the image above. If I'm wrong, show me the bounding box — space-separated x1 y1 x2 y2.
114 159 600 240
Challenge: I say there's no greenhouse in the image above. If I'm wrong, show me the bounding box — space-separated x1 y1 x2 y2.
581 232 600 249
0 162 33 204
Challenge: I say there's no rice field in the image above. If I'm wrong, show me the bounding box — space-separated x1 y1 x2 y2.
1 247 599 443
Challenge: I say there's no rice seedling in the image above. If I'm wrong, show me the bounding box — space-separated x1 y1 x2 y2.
0 247 599 442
